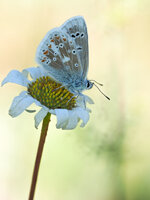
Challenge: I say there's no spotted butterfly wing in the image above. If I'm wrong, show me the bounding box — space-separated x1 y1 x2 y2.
35 18 87 86
61 16 89 79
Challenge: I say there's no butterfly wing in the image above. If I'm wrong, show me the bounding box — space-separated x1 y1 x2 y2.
35 27 83 86
61 16 89 79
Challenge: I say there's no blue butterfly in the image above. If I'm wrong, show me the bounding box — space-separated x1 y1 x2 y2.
36 16 109 100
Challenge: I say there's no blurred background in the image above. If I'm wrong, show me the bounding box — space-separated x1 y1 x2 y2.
0 0 150 199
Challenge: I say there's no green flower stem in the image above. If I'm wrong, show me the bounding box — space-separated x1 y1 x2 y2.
28 113 51 200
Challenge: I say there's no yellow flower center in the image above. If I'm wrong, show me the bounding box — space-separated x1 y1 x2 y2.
27 76 76 110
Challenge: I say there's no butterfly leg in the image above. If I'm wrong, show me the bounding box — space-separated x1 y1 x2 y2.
66 94 77 104
65 92 87 109
51 85 65 92
71 92 86 109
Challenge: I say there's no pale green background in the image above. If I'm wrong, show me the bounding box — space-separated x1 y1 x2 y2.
0 0 150 199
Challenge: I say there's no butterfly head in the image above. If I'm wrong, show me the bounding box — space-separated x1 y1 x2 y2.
86 80 94 90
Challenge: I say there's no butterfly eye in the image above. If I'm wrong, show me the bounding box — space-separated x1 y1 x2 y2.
87 81 90 88
54 52 57 56
86 81 93 89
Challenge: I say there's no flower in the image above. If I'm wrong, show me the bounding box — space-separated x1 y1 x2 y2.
1 67 94 130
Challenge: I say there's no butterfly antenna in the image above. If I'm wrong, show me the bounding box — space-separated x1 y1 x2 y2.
93 83 110 100
90 80 103 86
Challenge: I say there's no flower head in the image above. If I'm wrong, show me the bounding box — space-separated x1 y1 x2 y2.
28 76 76 110
2 67 94 130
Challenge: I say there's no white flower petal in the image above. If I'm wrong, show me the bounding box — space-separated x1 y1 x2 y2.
64 110 79 130
2 66 93 130
49 109 56 115
55 108 88 130
1 70 29 87
51 104 91 130
9 91 34 117
34 107 49 129
22 67 47 81
76 95 94 109
55 109 69 129
25 109 36 113
64 108 90 129
75 107 90 127
84 95 94 104
32 98 43 107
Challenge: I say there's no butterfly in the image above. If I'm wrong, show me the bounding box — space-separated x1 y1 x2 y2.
36 16 110 100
